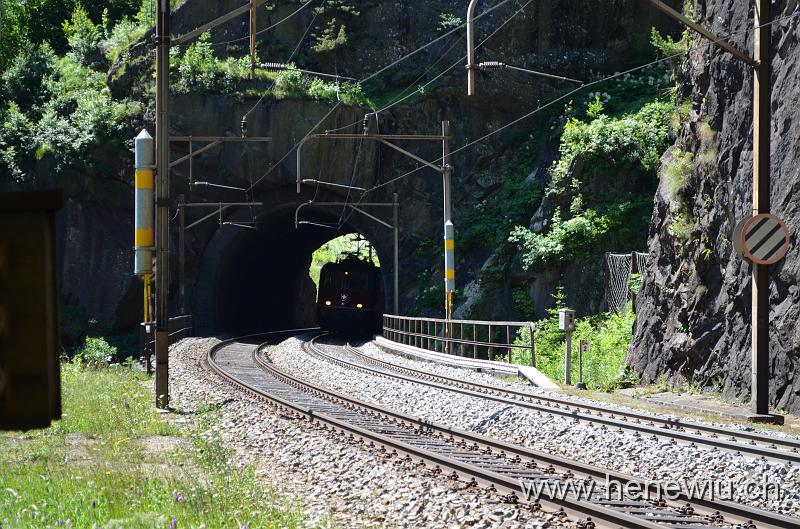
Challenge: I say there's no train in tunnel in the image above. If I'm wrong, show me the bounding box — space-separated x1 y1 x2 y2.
317 254 383 335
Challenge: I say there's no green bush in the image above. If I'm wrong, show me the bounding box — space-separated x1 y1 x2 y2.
2 43 57 114
438 13 463 32
312 19 348 53
509 99 672 269
551 100 672 186
511 287 534 319
663 149 693 199
461 171 542 252
650 27 693 59
0 102 36 183
62 4 104 67
74 337 118 367
510 207 612 269
1 7 143 180
171 33 250 95
273 67 310 98
102 14 148 64
513 307 636 391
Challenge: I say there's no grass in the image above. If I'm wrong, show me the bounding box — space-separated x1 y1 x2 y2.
0 363 312 529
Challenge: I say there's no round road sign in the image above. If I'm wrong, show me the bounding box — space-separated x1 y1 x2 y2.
734 213 791 265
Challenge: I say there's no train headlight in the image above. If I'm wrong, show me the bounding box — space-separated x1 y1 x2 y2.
356 303 363 309
325 301 332 306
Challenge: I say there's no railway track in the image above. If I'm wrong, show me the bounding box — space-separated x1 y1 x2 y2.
309 338 800 465
206 334 799 529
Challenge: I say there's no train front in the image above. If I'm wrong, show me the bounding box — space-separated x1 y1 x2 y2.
316 257 381 334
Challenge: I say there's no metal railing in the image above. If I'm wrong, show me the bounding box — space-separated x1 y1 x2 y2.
139 315 194 373
382 314 536 366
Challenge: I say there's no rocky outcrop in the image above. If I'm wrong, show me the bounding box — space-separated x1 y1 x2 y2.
629 2 800 412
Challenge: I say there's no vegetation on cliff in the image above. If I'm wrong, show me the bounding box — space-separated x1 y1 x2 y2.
509 96 673 269
0 2 149 186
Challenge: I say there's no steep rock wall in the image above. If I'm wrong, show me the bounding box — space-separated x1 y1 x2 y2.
629 1 800 412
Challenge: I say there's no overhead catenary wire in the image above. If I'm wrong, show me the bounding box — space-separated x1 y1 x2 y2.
333 0 534 230
242 6 320 123
174 0 321 49
326 0 535 136
248 3 800 198
362 7 800 196
335 0 535 224
323 33 466 135
245 0 526 193
186 1 321 230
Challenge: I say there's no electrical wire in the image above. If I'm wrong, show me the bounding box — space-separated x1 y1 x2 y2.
244 0 526 193
247 101 344 192
241 7 320 121
362 8 800 196
322 32 465 135
174 0 321 49
187 1 321 231
325 0 534 137
334 0 532 229
335 0 534 225
337 135 365 225
247 2 800 198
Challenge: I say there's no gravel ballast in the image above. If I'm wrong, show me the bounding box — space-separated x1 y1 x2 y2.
265 337 800 517
168 337 563 529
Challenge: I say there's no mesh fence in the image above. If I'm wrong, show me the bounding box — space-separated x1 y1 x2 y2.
606 253 632 314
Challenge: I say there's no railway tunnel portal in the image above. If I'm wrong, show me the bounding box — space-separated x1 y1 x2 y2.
192 186 392 335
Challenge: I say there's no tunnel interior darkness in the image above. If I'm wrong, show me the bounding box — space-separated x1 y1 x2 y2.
195 203 387 335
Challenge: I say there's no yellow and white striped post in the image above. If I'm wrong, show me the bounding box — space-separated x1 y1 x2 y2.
441 120 454 354
444 221 455 295
444 220 455 345
134 129 154 322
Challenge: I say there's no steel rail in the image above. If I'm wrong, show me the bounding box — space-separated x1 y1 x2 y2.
206 334 794 529
205 338 651 529
295 337 798 529
335 343 800 464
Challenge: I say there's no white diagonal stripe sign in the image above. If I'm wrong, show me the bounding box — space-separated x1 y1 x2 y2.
741 213 790 265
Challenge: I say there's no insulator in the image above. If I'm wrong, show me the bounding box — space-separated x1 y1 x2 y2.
240 118 247 137
478 61 506 71
260 62 286 72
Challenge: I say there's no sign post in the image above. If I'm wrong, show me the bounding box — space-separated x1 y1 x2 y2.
577 340 589 390
558 309 576 385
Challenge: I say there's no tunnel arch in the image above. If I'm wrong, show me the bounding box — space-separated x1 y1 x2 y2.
193 187 393 335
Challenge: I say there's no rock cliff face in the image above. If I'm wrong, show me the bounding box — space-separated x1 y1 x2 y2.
629 1 800 412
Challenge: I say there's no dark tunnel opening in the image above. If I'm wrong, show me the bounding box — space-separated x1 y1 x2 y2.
195 203 388 336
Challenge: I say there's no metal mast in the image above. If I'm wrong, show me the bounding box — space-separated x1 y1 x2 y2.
154 0 171 409
751 0 772 417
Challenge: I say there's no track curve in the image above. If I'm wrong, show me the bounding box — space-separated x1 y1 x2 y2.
204 334 800 529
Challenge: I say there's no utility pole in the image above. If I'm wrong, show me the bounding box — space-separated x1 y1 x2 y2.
751 0 771 418
442 121 454 354
178 194 186 314
393 192 400 315
249 0 257 79
154 0 171 410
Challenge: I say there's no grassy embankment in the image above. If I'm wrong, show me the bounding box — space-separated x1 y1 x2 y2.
0 357 312 529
